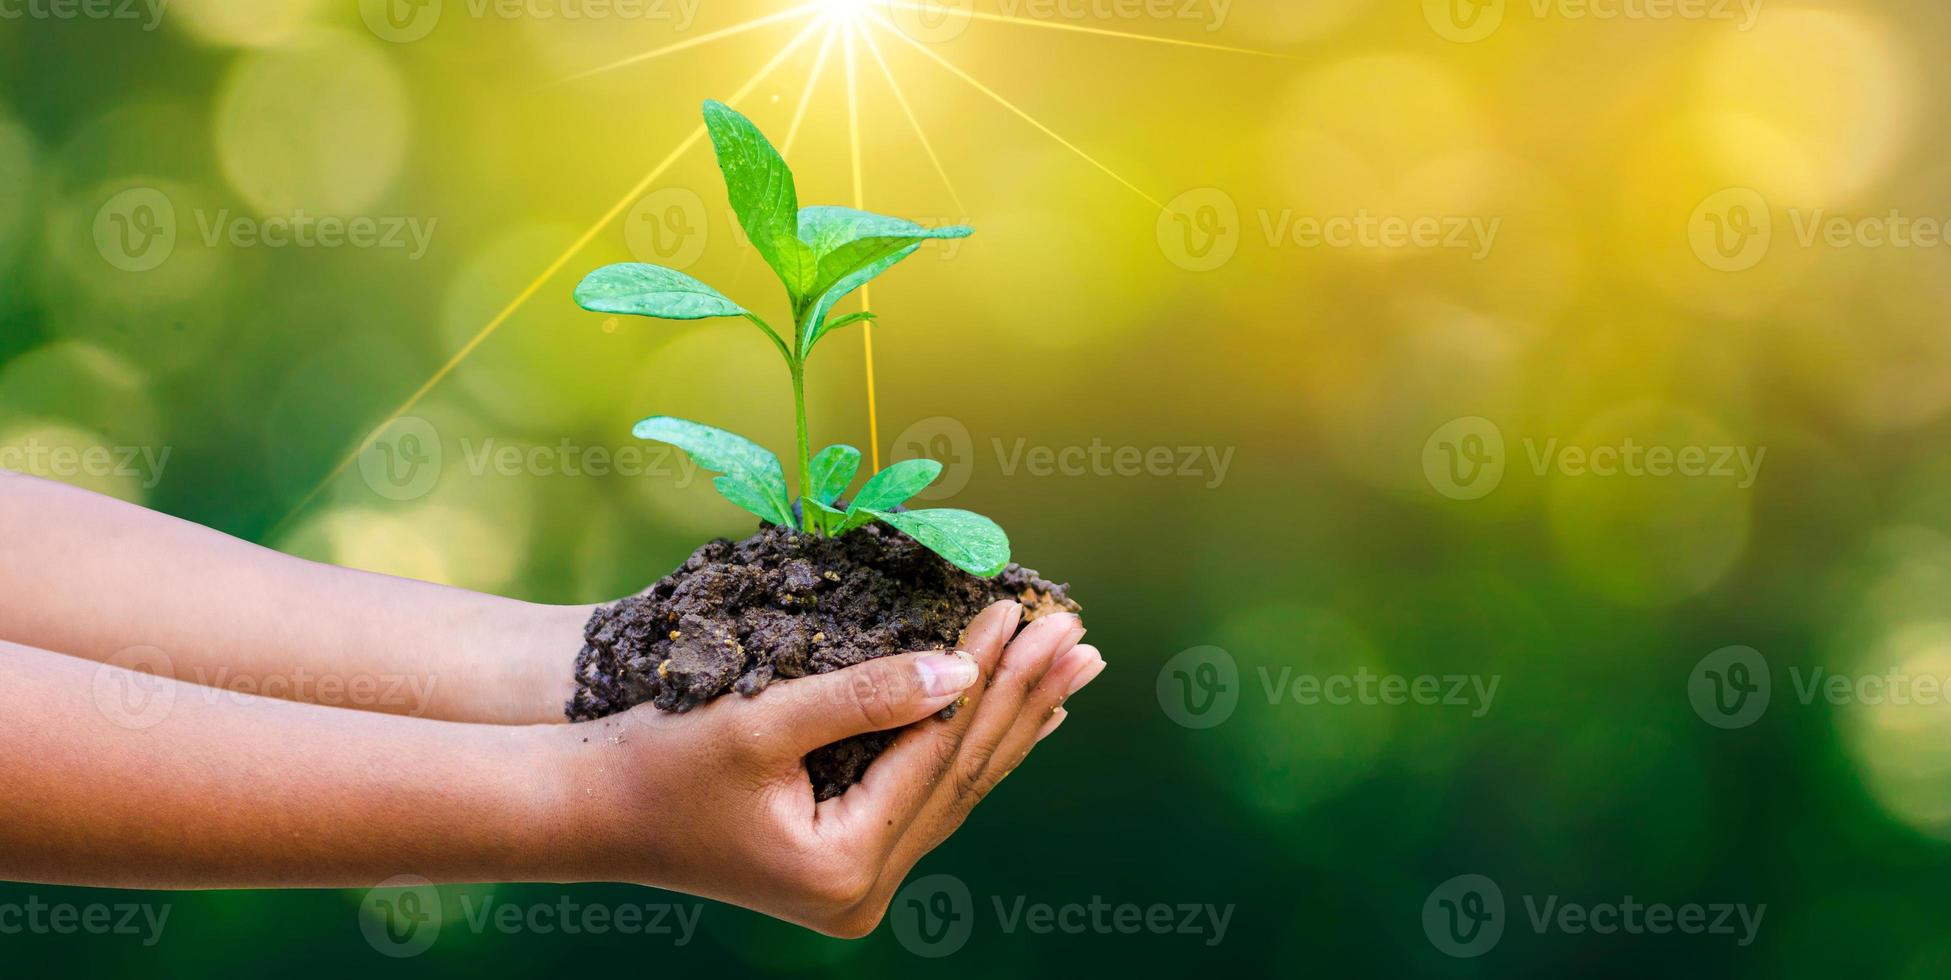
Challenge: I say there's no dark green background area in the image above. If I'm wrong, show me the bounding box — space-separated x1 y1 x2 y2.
7 1 1951 976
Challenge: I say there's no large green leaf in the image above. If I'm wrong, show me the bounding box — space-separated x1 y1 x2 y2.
632 416 792 527
573 263 747 320
702 100 818 299
867 508 1011 577
808 444 862 506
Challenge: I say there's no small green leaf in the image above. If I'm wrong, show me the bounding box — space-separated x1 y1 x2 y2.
803 244 919 357
808 444 862 506
632 416 792 527
799 312 877 349
850 458 942 512
867 508 1011 577
574 263 747 320
702 100 819 299
797 207 972 356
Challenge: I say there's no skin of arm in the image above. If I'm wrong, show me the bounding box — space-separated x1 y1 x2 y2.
0 470 593 725
0 603 1105 935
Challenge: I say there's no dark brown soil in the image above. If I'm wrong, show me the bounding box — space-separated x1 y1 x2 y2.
567 521 1080 800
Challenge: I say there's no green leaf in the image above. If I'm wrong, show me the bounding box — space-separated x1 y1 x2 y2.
803 244 919 358
797 207 972 356
803 312 874 349
574 263 747 320
808 444 862 506
850 458 942 512
632 416 792 527
866 508 1011 577
702 100 819 299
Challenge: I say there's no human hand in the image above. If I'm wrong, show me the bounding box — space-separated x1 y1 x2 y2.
546 600 1104 936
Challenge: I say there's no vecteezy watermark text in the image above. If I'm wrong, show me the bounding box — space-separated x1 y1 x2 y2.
0 0 167 30
0 439 170 490
1156 647 1500 729
361 0 700 43
1423 874 1764 958
890 873 1233 958
358 876 701 958
1157 189 1502 272
0 896 170 946
1422 417 1764 501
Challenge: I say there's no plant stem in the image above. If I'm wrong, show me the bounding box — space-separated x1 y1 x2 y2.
790 316 815 535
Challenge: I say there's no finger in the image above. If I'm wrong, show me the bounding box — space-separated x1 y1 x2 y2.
815 600 1021 834
914 640 1098 848
987 643 1103 778
1036 707 1068 742
851 624 1088 915
942 615 1083 802
755 649 981 756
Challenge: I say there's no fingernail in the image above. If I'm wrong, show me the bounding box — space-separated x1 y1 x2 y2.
988 601 1024 648
918 652 981 697
1060 625 1087 653
1036 707 1069 742
1065 655 1106 697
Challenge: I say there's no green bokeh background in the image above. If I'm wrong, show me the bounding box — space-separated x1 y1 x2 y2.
6 0 1951 975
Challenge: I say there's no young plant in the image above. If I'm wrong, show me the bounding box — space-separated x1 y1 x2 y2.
573 100 1009 577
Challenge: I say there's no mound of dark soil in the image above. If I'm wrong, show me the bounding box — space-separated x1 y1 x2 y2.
567 521 1079 800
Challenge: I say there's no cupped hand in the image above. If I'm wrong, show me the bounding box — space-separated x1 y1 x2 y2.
551 600 1105 937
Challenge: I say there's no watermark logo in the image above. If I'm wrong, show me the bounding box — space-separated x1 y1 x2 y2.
93 186 176 272
1689 187 1772 272
1423 874 1763 955
892 873 975 958
882 0 976 42
0 0 168 30
625 187 708 270
1423 873 1505 958
1688 645 1951 730
359 875 442 958
1694 188 1951 271
1423 418 1763 499
1422 0 1505 43
1427 0 1762 42
1158 188 1240 273
1156 645 1239 729
91 646 176 731
890 415 976 502
0 439 171 490
1422 416 1505 500
360 0 442 41
0 897 171 946
358 416 443 502
892 873 1232 957
1688 645 1769 729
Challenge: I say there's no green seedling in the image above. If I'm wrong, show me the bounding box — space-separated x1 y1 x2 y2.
573 100 1009 577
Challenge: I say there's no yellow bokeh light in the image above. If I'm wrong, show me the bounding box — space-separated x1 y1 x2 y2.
1695 7 1911 201
215 30 410 215
169 0 328 48
1844 622 1951 840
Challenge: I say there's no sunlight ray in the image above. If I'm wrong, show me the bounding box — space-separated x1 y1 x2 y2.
843 24 883 473
868 13 1162 208
551 4 819 86
859 23 966 215
270 20 828 537
882 0 1293 60
782 24 840 156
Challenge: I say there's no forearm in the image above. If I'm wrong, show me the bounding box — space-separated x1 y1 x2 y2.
0 638 582 889
0 471 593 724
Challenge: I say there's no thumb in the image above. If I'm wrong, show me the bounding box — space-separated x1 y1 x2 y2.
764 651 981 753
